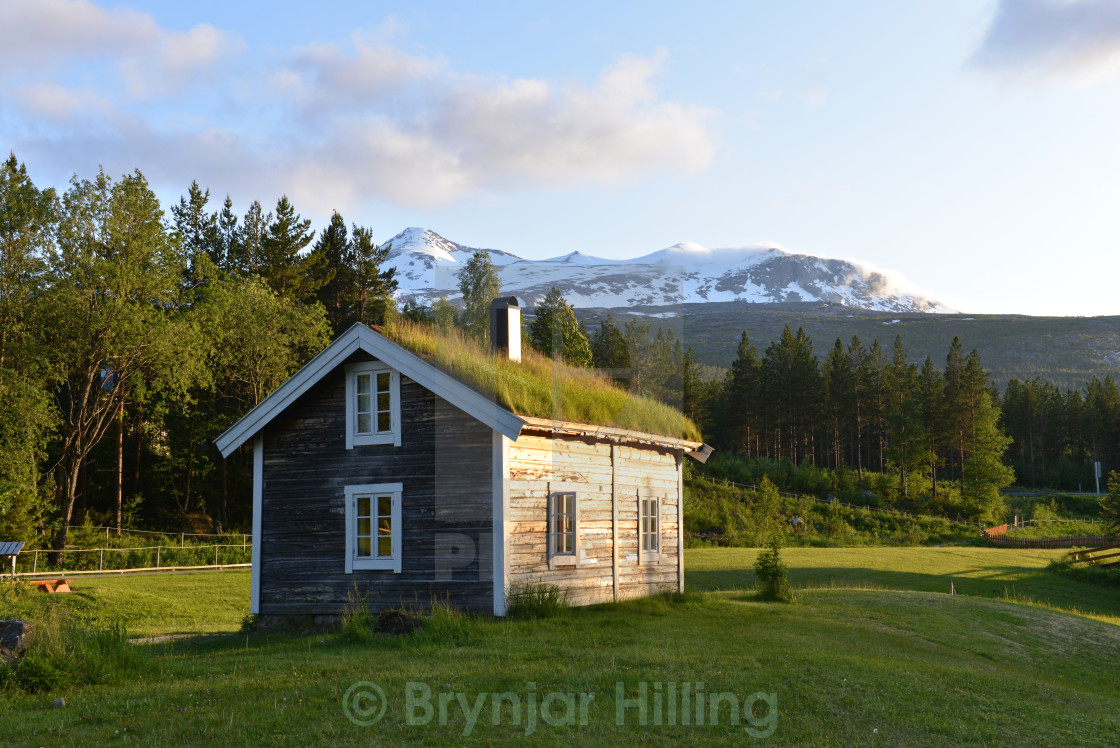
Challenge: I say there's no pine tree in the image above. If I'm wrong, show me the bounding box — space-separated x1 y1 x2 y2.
259 195 316 301
239 200 270 277
528 287 592 367
216 196 240 275
171 180 219 286
720 331 760 455
961 392 1015 521
457 250 502 340
590 314 630 383
309 212 350 332
348 226 397 327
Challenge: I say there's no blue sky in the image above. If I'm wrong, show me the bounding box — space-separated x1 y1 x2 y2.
3 0 1120 316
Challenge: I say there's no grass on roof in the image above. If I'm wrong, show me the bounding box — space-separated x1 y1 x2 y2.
380 320 701 441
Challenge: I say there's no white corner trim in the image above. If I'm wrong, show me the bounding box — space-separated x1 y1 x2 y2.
677 455 685 593
492 432 510 617
215 323 525 457
250 436 263 614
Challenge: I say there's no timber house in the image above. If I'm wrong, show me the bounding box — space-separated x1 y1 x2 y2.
215 298 711 620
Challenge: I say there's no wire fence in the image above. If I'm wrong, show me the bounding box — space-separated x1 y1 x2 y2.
66 525 251 546
10 542 253 575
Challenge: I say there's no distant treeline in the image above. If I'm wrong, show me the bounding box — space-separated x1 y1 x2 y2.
1000 376 1120 491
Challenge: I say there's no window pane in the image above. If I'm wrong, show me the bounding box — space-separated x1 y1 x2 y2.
378 536 392 557
357 413 371 433
357 537 371 557
358 495 370 517
377 516 391 534
562 493 574 515
377 412 391 432
377 372 390 391
377 392 391 411
357 374 371 394
556 532 570 554
378 496 391 516
357 392 371 413
357 518 371 537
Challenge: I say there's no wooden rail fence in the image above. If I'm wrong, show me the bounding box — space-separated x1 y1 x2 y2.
1069 544 1120 566
982 532 1112 549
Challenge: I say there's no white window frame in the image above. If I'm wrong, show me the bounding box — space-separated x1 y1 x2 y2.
345 482 403 573
547 482 580 569
639 489 661 564
345 361 401 448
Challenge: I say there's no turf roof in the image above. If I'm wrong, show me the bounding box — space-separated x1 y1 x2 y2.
378 320 701 442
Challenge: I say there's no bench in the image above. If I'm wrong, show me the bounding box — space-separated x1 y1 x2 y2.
30 578 72 593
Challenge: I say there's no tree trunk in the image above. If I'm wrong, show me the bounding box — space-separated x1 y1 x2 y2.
115 397 124 533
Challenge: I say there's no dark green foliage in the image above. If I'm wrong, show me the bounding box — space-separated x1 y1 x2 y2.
753 538 793 602
685 464 976 547
457 250 502 339
589 314 630 379
527 287 592 366
1101 471 1120 537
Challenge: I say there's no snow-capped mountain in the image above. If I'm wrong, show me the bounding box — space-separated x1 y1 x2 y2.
383 227 949 313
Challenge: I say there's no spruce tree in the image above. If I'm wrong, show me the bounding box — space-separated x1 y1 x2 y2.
457 250 502 340
528 287 592 367
260 195 316 301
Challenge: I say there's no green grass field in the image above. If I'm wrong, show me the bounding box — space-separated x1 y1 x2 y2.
2 547 1119 746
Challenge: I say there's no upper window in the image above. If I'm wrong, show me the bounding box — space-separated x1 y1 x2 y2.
639 492 661 563
345 361 400 448
548 488 579 569
345 483 403 573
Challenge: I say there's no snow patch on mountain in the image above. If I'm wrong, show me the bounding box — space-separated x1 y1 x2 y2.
382 227 951 314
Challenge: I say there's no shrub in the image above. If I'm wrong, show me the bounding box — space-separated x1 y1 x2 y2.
1 607 145 694
238 613 258 634
411 598 475 645
338 586 375 643
754 538 794 603
506 580 569 620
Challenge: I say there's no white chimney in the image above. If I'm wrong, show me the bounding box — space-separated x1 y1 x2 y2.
489 296 521 361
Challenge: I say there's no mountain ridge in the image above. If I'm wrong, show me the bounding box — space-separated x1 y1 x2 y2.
382 227 952 314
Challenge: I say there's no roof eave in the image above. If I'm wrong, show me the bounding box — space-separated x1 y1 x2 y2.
214 324 526 457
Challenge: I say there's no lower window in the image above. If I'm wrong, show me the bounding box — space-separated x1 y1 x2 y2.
345 483 403 573
548 486 580 569
639 492 661 563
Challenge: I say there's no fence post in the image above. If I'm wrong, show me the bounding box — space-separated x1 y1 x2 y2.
99 548 103 571
180 533 184 547
214 545 218 566
33 550 37 573
156 546 160 569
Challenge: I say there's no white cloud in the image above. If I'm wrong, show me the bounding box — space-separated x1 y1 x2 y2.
2 6 716 213
0 0 244 97
269 45 716 208
970 0 1120 84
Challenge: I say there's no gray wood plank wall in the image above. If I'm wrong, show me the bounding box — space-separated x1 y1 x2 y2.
259 353 494 615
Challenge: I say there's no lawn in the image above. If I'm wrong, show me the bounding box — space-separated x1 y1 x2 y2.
1 548 1118 746
1 569 251 636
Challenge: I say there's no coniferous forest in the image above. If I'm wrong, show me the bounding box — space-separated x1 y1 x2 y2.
1 154 1117 546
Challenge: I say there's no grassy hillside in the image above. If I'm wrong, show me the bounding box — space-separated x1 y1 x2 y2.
3 549 1120 745
580 302 1120 389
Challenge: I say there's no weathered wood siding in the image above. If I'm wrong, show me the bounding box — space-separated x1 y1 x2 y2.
507 435 681 606
259 353 494 615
